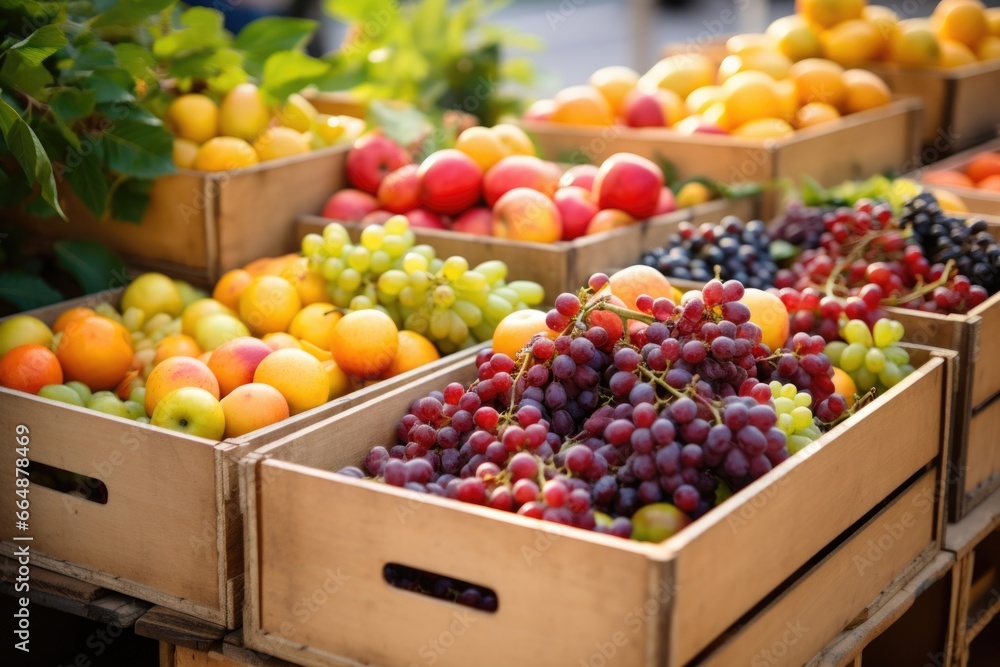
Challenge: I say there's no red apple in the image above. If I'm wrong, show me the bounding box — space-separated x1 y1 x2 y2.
417 149 483 215
483 155 561 207
654 187 677 216
592 153 664 219
492 188 562 243
622 88 684 128
377 164 420 213
451 207 494 236
675 115 728 135
523 100 556 121
585 209 634 235
405 208 447 230
345 133 412 194
558 164 600 190
321 188 378 221
360 210 395 227
553 187 599 241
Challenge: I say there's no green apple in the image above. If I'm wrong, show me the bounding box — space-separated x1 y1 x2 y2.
123 400 146 420
195 313 250 351
150 387 225 439
65 381 93 404
87 391 129 418
38 384 84 407
631 503 691 542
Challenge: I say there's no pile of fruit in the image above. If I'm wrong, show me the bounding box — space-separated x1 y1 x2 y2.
0 222 543 440
339 266 902 541
523 44 892 139
923 149 1000 193
321 127 714 242
169 85 363 172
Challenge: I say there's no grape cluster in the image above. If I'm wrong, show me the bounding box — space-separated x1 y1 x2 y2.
343 276 854 539
774 284 886 344
642 217 778 287
302 217 545 353
770 200 826 249
825 318 914 396
769 382 827 454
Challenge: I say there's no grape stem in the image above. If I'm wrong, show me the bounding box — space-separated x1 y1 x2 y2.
880 260 956 306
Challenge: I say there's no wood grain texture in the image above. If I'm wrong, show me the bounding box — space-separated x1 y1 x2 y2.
964 398 1000 513
137 606 227 651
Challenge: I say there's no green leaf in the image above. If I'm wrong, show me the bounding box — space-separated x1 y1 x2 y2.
72 40 118 70
366 100 429 151
260 51 335 103
0 57 53 99
153 7 229 59
6 25 66 68
114 43 157 83
236 16 317 78
102 119 175 179
83 67 135 105
324 0 395 24
0 94 65 219
50 88 96 122
65 153 109 219
92 0 176 28
110 178 152 223
0 272 63 310
54 240 127 294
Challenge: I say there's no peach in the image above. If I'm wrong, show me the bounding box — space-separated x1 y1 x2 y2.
220 383 290 438
593 153 664 219
608 265 674 310
740 288 790 352
483 155 561 206
145 356 220 416
553 187 599 241
622 88 685 128
321 188 379 221
208 337 274 397
377 164 420 213
254 348 330 415
492 188 562 243
585 208 634 235
550 85 614 126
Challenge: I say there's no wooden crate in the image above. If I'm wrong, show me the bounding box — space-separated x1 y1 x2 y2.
296 197 758 299
914 137 1000 217
520 98 923 218
14 145 348 285
0 290 482 628
240 346 953 667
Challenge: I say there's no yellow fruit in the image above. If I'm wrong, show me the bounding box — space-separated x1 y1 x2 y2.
323 360 352 400
550 86 614 126
238 276 301 336
588 65 640 117
841 69 892 113
718 50 792 82
976 35 1000 59
933 0 988 49
638 54 716 100
193 137 259 172
181 298 234 337
789 58 847 108
863 5 899 59
831 367 857 407
726 33 778 56
455 126 511 172
675 182 712 208
821 19 882 67
280 256 327 306
262 332 302 351
890 19 942 66
774 79 800 121
767 15 824 61
382 331 440 378
167 94 218 143
312 114 346 145
930 188 969 213
492 123 535 156
288 303 342 349
685 85 725 115
722 71 782 129
987 8 1000 36
253 348 329 415
329 310 399 379
300 340 333 362
219 83 269 141
252 127 310 162
940 39 978 66
797 0 865 28
0 315 53 357
172 139 200 169
795 102 841 128
276 93 318 133
194 313 250 352
732 118 796 139
701 102 732 131
122 273 184 318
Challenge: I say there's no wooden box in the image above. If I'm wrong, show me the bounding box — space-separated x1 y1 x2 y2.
16 145 348 286
240 347 953 667
914 137 1000 217
296 197 757 299
520 98 923 219
0 290 481 628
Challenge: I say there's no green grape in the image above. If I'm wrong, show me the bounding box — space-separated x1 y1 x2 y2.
788 434 813 455
900 364 915 379
350 295 374 310
348 246 371 272
405 311 429 335
433 285 456 309
403 252 429 274
883 345 910 366
452 300 483 327
301 233 325 257
383 234 410 258
412 245 437 262
474 260 508 284
331 288 353 308
769 380 784 397
484 294 514 322
143 312 172 334
322 257 345 281
779 384 797 400
864 347 886 373
798 424 822 440
774 397 795 414
130 331 144 345
384 215 409 235
842 319 874 347
879 361 903 388
853 366 877 392
873 318 905 348
791 406 813 431
373 305 391 317
438 339 458 354
824 341 847 367
338 268 362 292
428 258 444 274
363 283 377 303
441 256 470 281
401 229 416 248
455 288 488 307
839 343 868 372
324 240 345 258
448 311 469 345
322 223 350 246
123 400 146 420
430 310 452 340
377 270 410 296
164 319 181 336
410 271 432 292
492 287 521 307
777 412 795 435
122 307 145 333
506 280 545 307
793 392 812 408
381 302 402 325
360 225 385 251
398 287 424 308
472 321 496 343
455 271 487 293
370 250 392 275
95 302 121 322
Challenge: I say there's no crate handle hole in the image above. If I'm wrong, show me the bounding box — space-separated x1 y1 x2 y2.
27 461 108 505
383 563 498 613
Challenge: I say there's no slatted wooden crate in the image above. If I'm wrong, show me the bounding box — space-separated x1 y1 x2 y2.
0 290 482 628
240 346 953 667
914 137 1000 217
14 145 348 286
296 196 757 299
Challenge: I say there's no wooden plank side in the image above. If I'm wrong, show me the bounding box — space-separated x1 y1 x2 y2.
137 606 228 652
701 472 939 667
949 63 1000 151
946 470 1000 558
668 354 948 665
970 292 1000 409
963 398 1000 513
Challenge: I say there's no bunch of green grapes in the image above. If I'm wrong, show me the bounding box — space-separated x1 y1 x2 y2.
301 216 545 353
769 381 822 454
825 318 915 395
93 302 181 352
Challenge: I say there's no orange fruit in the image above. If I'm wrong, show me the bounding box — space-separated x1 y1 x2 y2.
739 288 790 352
329 310 399 379
53 307 97 334
220 383 290 438
588 66 640 117
831 367 857 407
253 348 329 414
722 71 782 129
323 360 353 400
213 269 253 311
193 137 258 172
550 85 615 126
940 39 978 66
57 316 134 391
244 253 300 278
154 334 202 366
0 344 63 394
455 126 511 172
492 310 551 359
923 169 976 189
967 153 1000 183
382 331 441 378
842 69 892 113
288 303 343 349
794 102 841 129
238 276 301 336
789 58 847 108
890 19 942 66
281 257 328 306
977 174 1000 192
797 0 865 28
933 0 988 49
144 356 220 415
